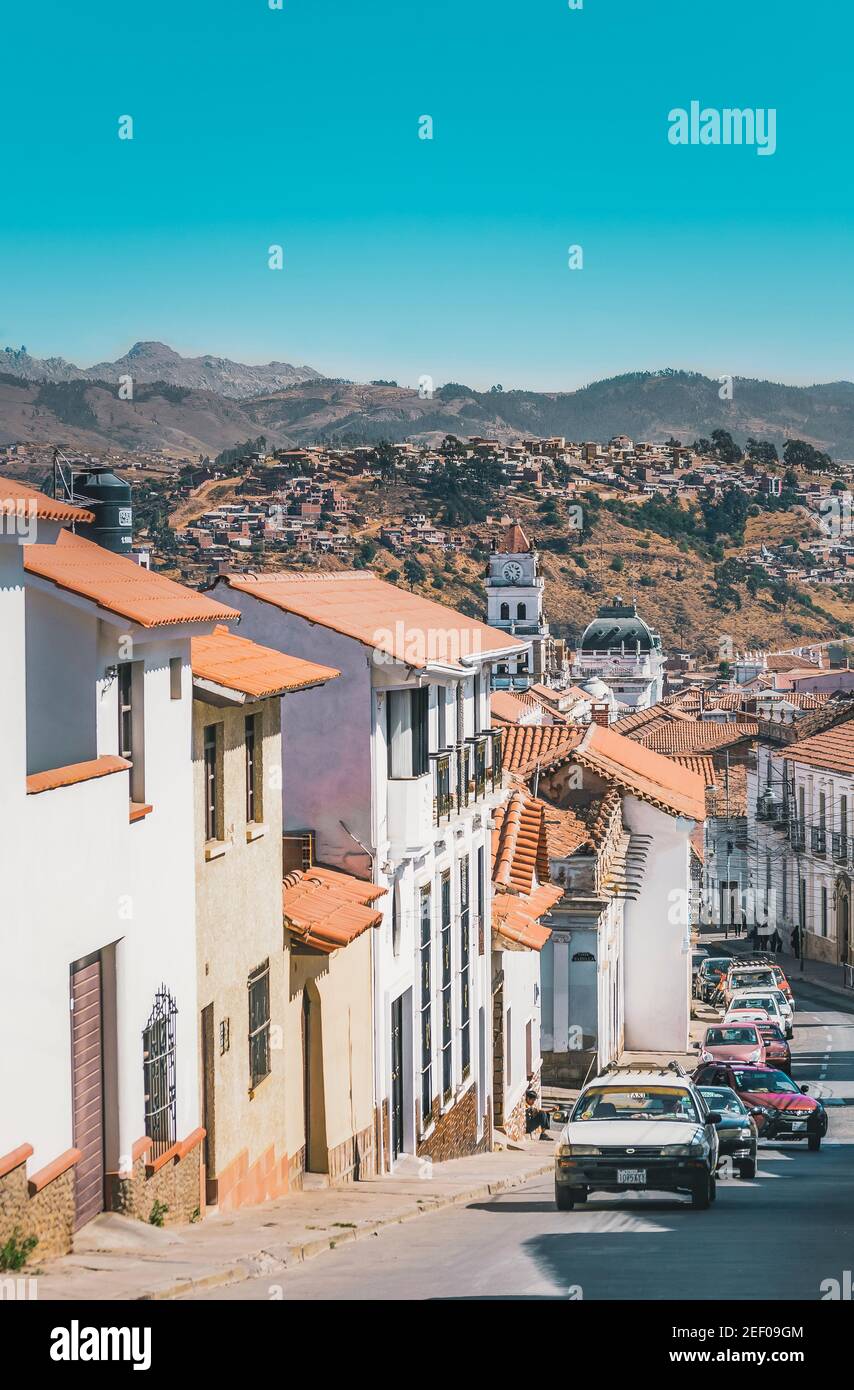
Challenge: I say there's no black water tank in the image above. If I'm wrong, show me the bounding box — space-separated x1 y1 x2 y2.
75 466 133 554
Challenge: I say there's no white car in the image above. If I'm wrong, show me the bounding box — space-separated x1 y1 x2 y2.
728 987 793 1038
554 1065 720 1211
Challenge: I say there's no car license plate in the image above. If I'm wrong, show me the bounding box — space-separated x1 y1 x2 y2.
790 1121 807 1131
617 1168 646 1184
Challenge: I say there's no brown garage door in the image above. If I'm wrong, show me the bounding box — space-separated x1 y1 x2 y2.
70 957 105 1229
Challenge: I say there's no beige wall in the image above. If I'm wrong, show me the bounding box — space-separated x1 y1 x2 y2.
193 695 302 1199
289 929 374 1169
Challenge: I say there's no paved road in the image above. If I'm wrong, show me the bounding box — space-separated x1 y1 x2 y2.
194 979 854 1301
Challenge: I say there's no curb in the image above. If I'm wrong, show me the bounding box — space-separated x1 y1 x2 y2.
139 1160 553 1301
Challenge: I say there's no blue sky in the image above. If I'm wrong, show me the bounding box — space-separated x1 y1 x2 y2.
2 0 850 389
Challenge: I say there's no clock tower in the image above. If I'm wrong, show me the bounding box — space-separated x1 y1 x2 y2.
485 522 552 689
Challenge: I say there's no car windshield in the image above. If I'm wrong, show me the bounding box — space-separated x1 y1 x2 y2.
573 1086 700 1122
732 1069 799 1094
731 971 776 988
758 1024 786 1043
735 996 779 1013
706 1027 758 1045
701 959 728 974
699 1087 746 1116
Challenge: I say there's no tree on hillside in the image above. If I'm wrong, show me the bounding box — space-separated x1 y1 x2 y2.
784 438 832 473
403 555 426 589
745 438 779 466
711 429 742 465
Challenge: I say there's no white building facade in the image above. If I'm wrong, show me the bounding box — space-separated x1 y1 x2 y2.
573 596 665 710
215 572 525 1167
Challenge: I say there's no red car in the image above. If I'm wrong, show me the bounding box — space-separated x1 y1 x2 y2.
692 1062 827 1150
756 1021 792 1076
697 1023 765 1066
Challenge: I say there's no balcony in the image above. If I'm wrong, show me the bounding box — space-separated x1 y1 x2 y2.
756 795 786 823
811 826 827 857
833 831 849 865
428 729 504 826
432 751 453 824
789 819 805 851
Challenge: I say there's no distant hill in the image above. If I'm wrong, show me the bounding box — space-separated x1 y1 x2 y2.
0 340 320 399
2 360 854 459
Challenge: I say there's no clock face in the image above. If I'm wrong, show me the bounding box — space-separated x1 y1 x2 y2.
503 561 524 582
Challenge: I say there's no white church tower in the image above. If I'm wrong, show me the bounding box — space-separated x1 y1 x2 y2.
485 523 553 689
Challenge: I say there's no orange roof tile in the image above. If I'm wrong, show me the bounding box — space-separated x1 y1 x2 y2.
492 790 551 893
490 689 542 725
705 764 748 817
26 754 131 795
669 754 717 788
192 626 339 699
501 723 585 776
574 722 706 822
500 522 531 553
283 866 386 954
222 571 524 670
2 478 94 526
637 720 759 756
541 802 591 858
781 722 854 776
492 883 562 951
24 530 238 629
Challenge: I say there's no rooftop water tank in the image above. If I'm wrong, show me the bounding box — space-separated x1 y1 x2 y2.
75 466 133 554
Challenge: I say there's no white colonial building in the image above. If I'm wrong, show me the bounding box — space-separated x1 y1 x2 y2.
0 481 238 1254
572 596 665 711
215 570 527 1166
750 720 854 971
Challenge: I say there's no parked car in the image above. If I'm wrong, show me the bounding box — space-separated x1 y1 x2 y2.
698 1085 759 1179
696 1023 765 1066
736 957 794 1005
692 1062 827 1150
555 1065 721 1210
728 987 793 1038
691 947 710 981
756 1021 792 1075
723 965 780 1007
723 1008 771 1027
695 956 733 1002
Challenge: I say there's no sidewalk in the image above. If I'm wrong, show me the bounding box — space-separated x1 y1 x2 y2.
28 1143 554 1301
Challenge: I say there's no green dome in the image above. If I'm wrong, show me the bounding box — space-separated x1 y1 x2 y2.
580 596 660 654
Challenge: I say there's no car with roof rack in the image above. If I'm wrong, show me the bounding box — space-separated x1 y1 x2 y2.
554 1062 721 1211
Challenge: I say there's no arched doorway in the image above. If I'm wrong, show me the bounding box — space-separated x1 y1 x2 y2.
837 876 851 966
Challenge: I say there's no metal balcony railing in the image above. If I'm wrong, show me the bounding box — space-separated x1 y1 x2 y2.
832 831 849 865
789 819 805 851
756 795 786 822
811 826 827 856
431 751 454 824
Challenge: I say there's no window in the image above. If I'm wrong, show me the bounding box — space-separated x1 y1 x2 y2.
782 856 788 916
821 886 828 937
204 725 220 841
842 796 849 837
500 602 510 621
169 656 182 700
437 687 447 749
248 959 271 1089
245 713 261 823
117 661 145 802
419 886 432 1124
440 870 452 1101
391 877 401 957
799 786 805 824
473 672 481 734
506 1007 512 1088
517 602 527 620
142 987 177 1158
819 791 826 828
799 876 806 930
387 688 429 778
459 856 471 1079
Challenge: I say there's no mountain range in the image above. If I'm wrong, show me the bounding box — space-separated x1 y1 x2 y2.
0 340 320 398
1 346 854 460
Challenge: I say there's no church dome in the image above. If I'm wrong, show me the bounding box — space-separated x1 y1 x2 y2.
581 676 611 699
579 596 660 654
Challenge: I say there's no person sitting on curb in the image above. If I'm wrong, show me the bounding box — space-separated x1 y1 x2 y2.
525 1087 553 1141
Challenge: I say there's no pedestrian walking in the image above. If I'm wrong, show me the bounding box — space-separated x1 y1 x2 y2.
770 927 782 954
791 924 800 958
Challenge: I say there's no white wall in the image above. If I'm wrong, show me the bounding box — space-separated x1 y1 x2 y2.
621 795 692 1051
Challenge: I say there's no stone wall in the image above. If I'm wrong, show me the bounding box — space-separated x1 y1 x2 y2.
417 1083 489 1163
327 1122 377 1184
107 1141 201 1228
287 1145 305 1192
542 1047 597 1088
0 1146 77 1263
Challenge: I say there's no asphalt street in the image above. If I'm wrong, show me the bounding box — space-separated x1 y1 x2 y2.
193 978 854 1301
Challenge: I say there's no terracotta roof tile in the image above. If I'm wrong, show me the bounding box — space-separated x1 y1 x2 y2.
492 790 551 893
669 754 717 788
2 478 94 526
26 754 131 795
222 571 524 670
492 883 562 951
781 722 854 776
490 689 542 725
574 722 706 821
500 522 531 553
25 531 238 629
636 720 759 756
501 723 585 776
192 626 339 699
283 866 386 954
705 764 748 817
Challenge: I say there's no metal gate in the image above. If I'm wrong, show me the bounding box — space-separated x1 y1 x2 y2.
70 957 105 1230
143 986 177 1157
